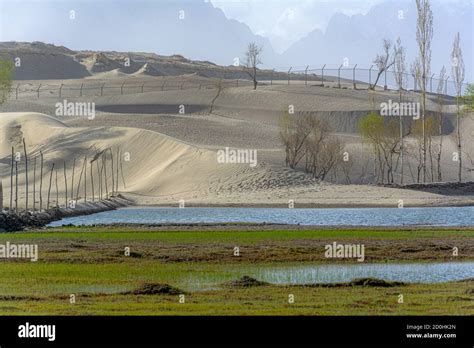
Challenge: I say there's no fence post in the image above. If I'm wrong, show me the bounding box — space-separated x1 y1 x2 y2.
287 67 292 85
16 84 19 100
368 66 372 87
101 83 105 96
59 84 63 98
321 64 326 87
180 82 184 90
305 65 309 86
37 84 42 98
80 83 84 97
338 64 343 88
161 81 165 91
353 64 358 89
141 82 145 93
121 82 125 95
384 70 387 90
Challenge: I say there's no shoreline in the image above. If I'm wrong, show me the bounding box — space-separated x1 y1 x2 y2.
0 196 131 232
115 201 474 208
45 223 474 231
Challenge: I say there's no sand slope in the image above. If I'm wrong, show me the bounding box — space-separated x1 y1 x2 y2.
1 112 473 208
0 112 315 207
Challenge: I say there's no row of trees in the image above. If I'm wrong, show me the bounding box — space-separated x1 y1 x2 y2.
372 0 467 183
4 140 126 213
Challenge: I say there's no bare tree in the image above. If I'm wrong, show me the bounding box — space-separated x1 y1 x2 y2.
415 0 433 183
371 39 395 90
47 163 54 210
33 156 36 211
103 153 109 199
359 112 400 184
393 37 406 184
75 156 85 201
9 147 13 213
63 161 68 206
435 66 447 181
22 138 28 211
244 42 263 90
39 151 44 211
84 155 87 203
451 32 465 183
55 167 59 208
15 154 18 212
90 159 94 202
109 149 114 196
71 157 76 204
279 112 313 169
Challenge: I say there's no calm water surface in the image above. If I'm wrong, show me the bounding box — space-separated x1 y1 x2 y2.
49 206 474 227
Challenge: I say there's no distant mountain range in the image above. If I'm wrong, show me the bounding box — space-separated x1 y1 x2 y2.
1 0 278 67
279 0 473 79
1 0 472 80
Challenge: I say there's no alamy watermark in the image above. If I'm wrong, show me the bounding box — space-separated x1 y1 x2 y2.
55 99 96 120
0 242 38 262
325 242 365 262
217 147 257 167
380 100 420 120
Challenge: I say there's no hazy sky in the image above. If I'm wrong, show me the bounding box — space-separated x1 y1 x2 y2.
210 0 385 52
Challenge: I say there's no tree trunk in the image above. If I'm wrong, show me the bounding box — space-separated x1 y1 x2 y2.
10 147 13 213
15 159 18 212
90 160 94 202
63 161 68 207
22 138 28 211
457 100 462 183
33 157 36 211
103 154 109 199
71 158 76 204
84 155 87 203
47 163 54 210
75 157 85 201
109 149 114 197
55 167 59 208
399 90 404 185
116 147 120 194
39 152 44 211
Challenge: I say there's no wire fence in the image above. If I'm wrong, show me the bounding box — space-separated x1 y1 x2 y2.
8 79 254 100
8 64 471 100
284 65 470 96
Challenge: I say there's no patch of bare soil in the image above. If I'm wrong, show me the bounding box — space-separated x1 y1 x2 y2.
224 276 269 288
123 283 184 295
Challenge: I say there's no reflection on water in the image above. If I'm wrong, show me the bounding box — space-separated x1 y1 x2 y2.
49 206 474 227
181 262 474 290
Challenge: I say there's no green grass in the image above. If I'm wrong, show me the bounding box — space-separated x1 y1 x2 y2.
1 280 472 316
0 226 472 315
2 227 473 244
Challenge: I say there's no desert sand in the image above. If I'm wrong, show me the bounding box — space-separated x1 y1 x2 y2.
1 43 474 209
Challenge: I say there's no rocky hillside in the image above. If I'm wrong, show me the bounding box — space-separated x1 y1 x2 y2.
0 41 314 81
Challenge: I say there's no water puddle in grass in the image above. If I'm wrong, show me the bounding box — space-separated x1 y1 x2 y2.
179 262 474 291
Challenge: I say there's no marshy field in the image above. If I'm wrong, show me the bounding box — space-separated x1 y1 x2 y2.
0 225 472 315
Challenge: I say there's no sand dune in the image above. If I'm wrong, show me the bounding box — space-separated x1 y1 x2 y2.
0 112 314 208
1 112 473 209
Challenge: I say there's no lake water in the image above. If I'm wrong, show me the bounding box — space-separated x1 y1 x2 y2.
48 206 474 227
181 262 474 290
